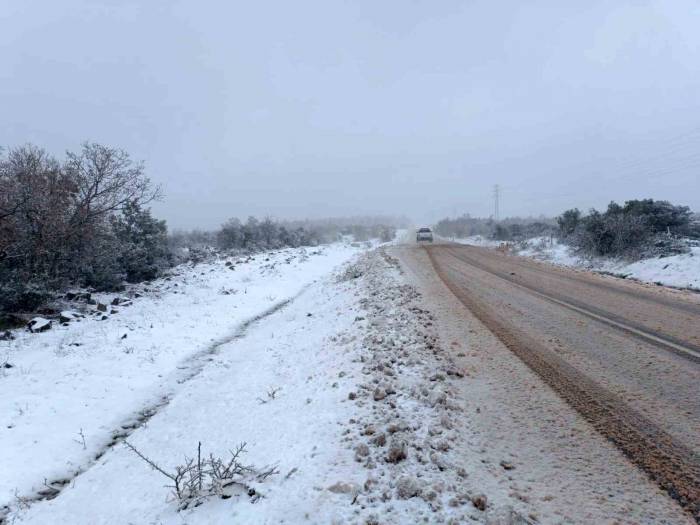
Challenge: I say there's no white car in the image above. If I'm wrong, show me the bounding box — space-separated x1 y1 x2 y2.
416 227 433 242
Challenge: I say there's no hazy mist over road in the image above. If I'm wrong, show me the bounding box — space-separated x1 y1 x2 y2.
2 1 699 228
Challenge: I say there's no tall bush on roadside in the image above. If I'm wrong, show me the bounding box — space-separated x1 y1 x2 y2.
557 208 581 238
111 201 170 283
558 199 695 259
0 142 166 312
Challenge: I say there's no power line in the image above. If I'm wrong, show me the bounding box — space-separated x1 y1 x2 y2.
493 184 500 221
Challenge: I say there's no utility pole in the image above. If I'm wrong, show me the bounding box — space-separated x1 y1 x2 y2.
493 184 500 221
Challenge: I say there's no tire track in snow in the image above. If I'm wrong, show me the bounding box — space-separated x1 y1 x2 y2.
426 247 700 522
445 246 700 362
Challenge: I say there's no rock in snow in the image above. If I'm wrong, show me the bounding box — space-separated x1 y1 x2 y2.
396 475 422 499
373 387 387 401
27 317 51 333
327 481 359 495
59 311 83 323
385 439 408 463
472 493 488 511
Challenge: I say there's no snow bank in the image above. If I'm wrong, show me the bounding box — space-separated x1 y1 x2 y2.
596 246 700 290
515 237 700 290
453 234 700 291
515 236 582 266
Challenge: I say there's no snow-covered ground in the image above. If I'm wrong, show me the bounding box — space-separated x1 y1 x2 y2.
448 234 501 248
455 235 700 290
604 246 700 289
9 251 367 524
2 242 533 524
3 237 692 524
0 243 365 521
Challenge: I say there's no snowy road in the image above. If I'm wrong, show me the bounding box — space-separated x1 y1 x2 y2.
397 241 700 521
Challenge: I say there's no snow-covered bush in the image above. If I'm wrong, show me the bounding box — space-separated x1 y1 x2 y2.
0 271 52 315
558 199 696 260
378 225 396 242
0 143 168 312
637 233 690 259
111 201 170 283
337 263 364 282
124 441 277 510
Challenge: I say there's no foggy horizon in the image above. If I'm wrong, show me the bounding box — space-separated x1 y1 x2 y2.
2 1 699 229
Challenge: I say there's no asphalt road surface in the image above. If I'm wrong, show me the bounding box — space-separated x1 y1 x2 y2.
420 242 700 521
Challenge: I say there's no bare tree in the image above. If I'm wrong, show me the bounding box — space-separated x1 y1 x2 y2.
0 143 169 313
65 142 162 222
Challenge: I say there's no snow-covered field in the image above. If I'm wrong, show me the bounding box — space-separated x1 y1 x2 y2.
0 243 366 522
455 235 700 290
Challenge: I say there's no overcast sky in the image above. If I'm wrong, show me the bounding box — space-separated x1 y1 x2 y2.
2 1 699 228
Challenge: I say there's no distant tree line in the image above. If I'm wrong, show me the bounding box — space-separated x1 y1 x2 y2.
433 214 556 241
217 218 397 250
216 217 321 251
281 215 406 243
433 215 494 238
170 217 400 262
492 220 557 241
0 143 168 313
556 199 699 259
434 198 699 260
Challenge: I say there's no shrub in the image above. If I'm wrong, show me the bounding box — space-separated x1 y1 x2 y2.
378 225 396 242
0 143 167 312
559 199 695 259
125 441 277 510
0 272 52 313
557 208 581 238
112 201 170 282
493 224 510 241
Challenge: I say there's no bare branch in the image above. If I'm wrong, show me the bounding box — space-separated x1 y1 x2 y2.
124 441 277 509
